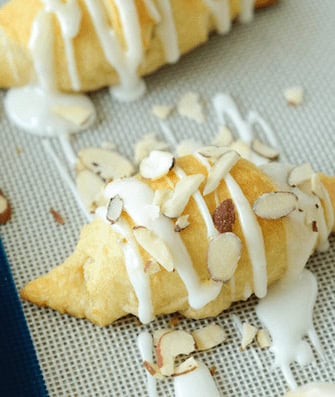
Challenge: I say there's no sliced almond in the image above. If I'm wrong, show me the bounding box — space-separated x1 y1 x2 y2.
140 150 175 180
152 105 173 120
51 105 93 126
143 361 162 378
156 330 195 376
177 92 205 123
256 328 272 348
153 329 173 347
133 226 174 272
253 191 298 219
144 259 161 275
0 190 11 224
283 86 304 106
173 357 198 376
288 163 314 187
76 169 105 212
311 173 324 198
207 232 241 282
241 323 257 350
49 208 65 225
229 139 251 160
78 147 134 181
197 145 229 159
162 174 204 218
212 198 235 233
106 195 123 224
100 141 117 151
134 133 169 164
212 126 233 147
203 151 240 196
251 139 279 161
192 324 226 351
175 214 190 232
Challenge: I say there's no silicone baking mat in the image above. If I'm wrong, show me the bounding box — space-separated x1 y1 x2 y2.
1 0 335 396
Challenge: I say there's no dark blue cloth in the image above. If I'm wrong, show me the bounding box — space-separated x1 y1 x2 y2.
0 238 48 397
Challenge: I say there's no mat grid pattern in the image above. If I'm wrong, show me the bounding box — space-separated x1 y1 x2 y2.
1 0 335 395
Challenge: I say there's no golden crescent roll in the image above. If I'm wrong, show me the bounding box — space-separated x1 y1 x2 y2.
20 154 335 326
0 0 276 92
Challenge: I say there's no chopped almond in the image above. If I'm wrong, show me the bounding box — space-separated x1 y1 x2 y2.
152 105 173 120
173 357 198 376
133 226 174 272
283 86 304 106
241 323 257 350
288 163 314 187
192 324 226 351
106 195 123 224
256 328 272 348
156 330 195 376
177 92 205 123
175 214 190 232
140 151 175 180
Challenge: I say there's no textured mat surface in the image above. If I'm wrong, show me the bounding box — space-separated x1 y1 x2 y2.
1 0 335 396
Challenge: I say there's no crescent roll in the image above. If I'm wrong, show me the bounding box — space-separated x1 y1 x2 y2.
20 153 335 326
0 0 276 93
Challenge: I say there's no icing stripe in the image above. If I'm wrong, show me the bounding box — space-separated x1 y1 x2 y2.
224 173 267 298
203 0 231 34
137 331 158 397
84 0 145 100
156 0 180 63
111 218 154 324
174 166 218 238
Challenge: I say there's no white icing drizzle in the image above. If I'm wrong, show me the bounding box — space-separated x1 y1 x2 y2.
137 331 158 397
239 0 255 23
96 205 154 324
285 383 335 397
203 0 231 34
104 178 222 310
174 361 222 397
156 0 180 63
143 0 161 23
4 8 95 136
256 269 322 390
225 173 268 298
43 0 82 91
213 93 280 165
174 166 218 239
84 0 146 101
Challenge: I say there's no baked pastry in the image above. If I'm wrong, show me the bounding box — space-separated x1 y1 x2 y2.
0 0 276 95
20 151 335 326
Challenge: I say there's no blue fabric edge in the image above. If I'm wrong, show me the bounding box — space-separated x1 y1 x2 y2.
0 237 48 397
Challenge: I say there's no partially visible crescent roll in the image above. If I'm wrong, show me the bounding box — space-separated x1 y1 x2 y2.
0 0 276 92
20 155 335 326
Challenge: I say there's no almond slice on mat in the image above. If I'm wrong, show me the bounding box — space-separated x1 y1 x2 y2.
192 324 226 351
173 357 198 376
51 105 93 126
78 147 134 181
76 169 105 213
253 191 298 219
203 151 240 196
212 126 233 147
152 105 173 120
156 330 195 376
177 92 205 123
241 323 258 350
0 190 11 224
256 328 272 348
133 226 174 272
251 139 279 160
134 133 170 164
162 174 204 218
140 150 175 180
207 232 242 282
283 86 304 106
197 145 229 159
288 163 314 187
